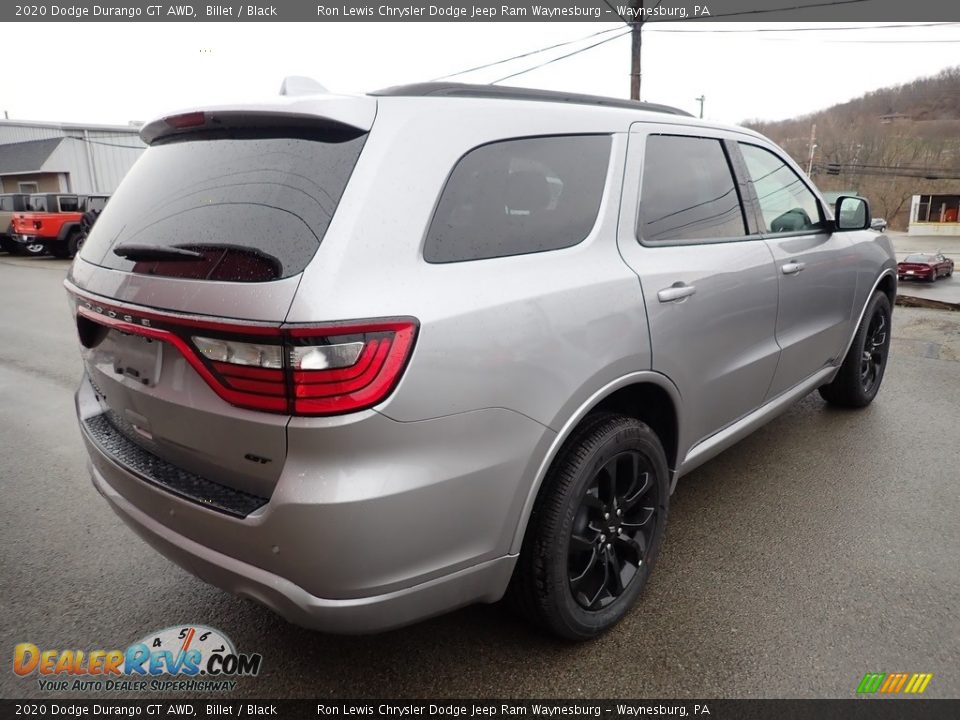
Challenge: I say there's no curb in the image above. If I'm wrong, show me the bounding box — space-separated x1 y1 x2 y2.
896 294 960 312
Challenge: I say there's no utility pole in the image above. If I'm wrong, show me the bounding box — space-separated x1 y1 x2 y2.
630 1 644 100
695 95 705 119
806 123 817 176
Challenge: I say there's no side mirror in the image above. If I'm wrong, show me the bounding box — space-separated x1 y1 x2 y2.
834 196 870 231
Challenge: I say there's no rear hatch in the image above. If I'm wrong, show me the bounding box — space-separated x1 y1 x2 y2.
68 102 374 506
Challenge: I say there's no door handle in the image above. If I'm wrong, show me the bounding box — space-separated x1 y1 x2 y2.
657 283 696 303
781 261 806 275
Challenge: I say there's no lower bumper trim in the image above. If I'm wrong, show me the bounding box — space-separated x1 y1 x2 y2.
91 464 517 633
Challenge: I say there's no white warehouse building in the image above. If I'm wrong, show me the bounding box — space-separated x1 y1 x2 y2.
0 119 145 195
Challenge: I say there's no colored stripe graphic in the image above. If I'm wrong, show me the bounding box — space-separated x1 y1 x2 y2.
904 673 934 694
857 673 886 693
857 672 933 694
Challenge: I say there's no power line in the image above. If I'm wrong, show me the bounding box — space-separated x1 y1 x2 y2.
600 0 628 24
760 37 960 43
646 21 959 33
431 26 624 81
66 136 143 150
490 29 633 85
646 0 885 22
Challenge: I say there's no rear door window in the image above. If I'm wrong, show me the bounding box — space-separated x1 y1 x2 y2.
638 134 747 244
424 135 611 263
80 131 366 282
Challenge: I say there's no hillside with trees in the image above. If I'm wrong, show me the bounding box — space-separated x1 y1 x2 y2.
744 67 960 229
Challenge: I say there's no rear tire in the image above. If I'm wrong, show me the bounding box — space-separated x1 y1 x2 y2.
819 291 892 408
68 229 85 258
50 243 72 259
508 413 669 640
17 241 46 257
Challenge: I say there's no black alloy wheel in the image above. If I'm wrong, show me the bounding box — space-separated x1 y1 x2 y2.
568 451 658 611
508 413 669 640
819 290 892 408
860 309 888 395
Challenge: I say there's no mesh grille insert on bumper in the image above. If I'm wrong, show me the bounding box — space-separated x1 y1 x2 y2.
83 413 269 518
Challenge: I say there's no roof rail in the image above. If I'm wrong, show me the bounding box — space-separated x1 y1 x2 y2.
371 82 692 117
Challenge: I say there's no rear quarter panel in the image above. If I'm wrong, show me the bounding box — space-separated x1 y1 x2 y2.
285 99 652 431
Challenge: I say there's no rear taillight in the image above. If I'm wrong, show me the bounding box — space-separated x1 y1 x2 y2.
287 322 417 415
71 291 417 416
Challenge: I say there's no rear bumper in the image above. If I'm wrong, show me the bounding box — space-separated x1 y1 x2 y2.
78 374 550 632
90 462 516 633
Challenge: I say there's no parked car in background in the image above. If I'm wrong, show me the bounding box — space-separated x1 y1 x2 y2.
870 218 888 232
0 193 32 253
897 253 954 282
68 81 897 640
10 193 109 258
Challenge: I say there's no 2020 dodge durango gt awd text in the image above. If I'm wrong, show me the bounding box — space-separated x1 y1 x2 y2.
67 82 897 640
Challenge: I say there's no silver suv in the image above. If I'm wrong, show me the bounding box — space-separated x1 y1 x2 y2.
68 82 896 640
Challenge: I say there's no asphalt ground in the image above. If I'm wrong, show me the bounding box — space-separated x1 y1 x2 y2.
0 255 958 700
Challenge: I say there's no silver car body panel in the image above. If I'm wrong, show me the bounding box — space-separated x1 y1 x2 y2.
68 89 897 631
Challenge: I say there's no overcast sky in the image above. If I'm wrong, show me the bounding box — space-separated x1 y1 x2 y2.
3 22 959 126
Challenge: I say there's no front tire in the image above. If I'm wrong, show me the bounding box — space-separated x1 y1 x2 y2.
509 414 669 640
819 291 892 408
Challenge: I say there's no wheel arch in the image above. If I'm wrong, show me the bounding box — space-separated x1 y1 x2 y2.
509 371 681 554
56 221 82 243
876 272 896 306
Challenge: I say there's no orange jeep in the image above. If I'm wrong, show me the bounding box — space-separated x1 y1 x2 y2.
10 193 109 258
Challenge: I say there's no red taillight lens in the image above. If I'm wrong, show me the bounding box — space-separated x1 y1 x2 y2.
287 322 418 415
71 292 417 417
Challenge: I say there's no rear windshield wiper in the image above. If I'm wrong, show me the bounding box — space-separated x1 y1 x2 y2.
113 243 203 261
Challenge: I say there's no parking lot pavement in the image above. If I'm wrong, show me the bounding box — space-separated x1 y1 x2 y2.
1 256 958 699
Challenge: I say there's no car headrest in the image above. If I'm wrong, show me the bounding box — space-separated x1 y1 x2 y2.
771 208 812 233
505 171 551 215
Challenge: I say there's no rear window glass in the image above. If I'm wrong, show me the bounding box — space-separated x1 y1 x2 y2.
80 131 366 282
424 135 611 263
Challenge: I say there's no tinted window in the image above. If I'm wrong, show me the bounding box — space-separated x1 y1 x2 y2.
740 143 822 234
80 131 366 282
58 196 80 212
424 135 611 263
28 195 48 212
638 135 746 243
0 197 11 212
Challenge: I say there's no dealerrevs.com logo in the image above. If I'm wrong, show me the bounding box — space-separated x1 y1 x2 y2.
13 625 262 693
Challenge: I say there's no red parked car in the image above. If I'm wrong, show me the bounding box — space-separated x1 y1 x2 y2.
897 253 954 282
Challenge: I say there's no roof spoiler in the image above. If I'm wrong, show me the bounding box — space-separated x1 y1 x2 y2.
140 92 376 145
